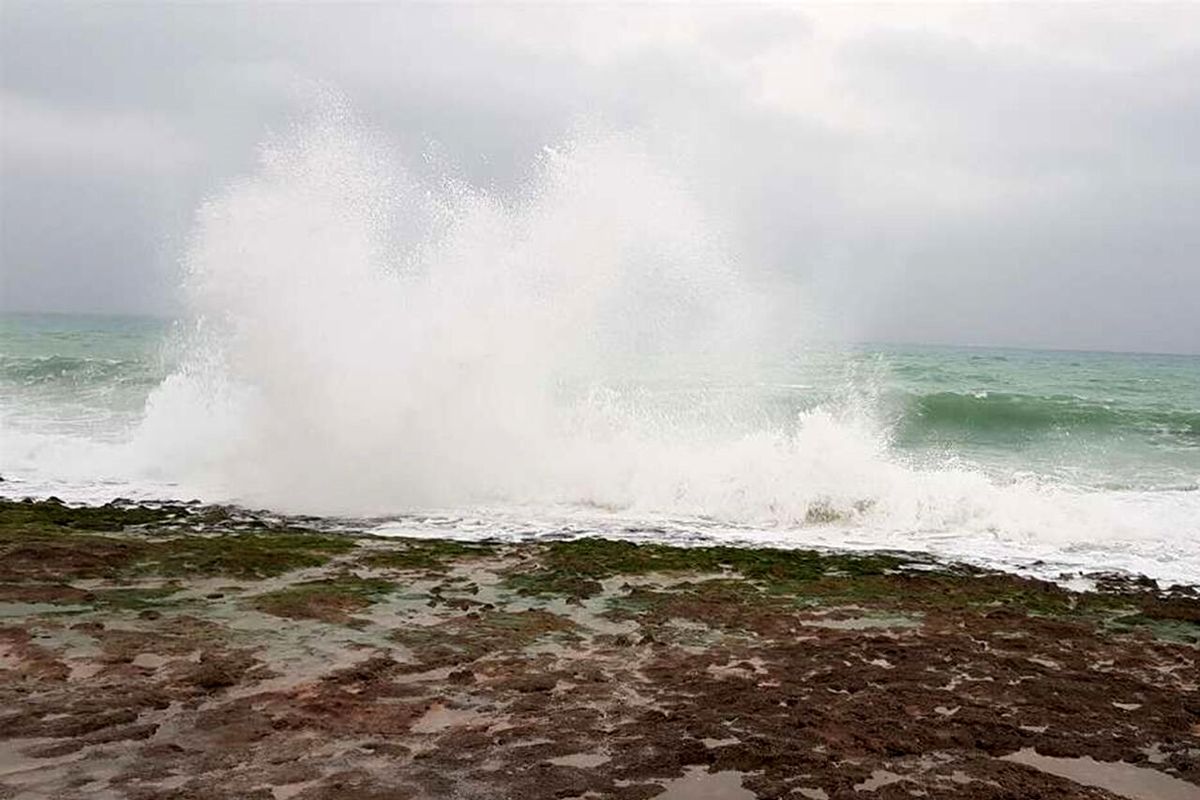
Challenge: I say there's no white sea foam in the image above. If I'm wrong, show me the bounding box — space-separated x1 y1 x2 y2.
2 106 1197 586
135 106 768 513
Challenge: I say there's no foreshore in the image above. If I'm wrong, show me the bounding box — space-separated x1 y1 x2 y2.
0 498 1196 800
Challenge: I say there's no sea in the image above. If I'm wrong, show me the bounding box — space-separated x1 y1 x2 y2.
2 121 1198 586
2 311 1197 586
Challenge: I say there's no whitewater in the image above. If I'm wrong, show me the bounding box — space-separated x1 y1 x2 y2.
3 112 1198 586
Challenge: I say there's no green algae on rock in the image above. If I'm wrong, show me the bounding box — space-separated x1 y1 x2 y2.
251 574 398 623
360 539 498 573
0 499 1197 799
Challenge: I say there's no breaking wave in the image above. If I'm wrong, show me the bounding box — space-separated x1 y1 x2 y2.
897 391 1200 443
3 102 1198 585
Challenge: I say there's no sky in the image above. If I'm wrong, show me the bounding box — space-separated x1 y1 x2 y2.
2 3 1198 354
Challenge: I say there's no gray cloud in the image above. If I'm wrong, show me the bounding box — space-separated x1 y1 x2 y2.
2 3 1197 353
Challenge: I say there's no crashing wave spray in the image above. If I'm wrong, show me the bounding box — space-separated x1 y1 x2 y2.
139 105 781 512
126 104 1198 585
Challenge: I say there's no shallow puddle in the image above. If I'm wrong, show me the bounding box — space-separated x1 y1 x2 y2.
1002 748 1200 800
131 652 170 669
802 613 920 631
0 602 91 618
653 766 755 799
0 738 99 789
410 702 491 734
548 751 611 768
707 657 767 679
854 769 905 792
701 737 741 748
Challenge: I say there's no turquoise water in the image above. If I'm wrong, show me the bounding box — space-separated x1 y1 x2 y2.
5 313 1197 490
0 313 169 437
869 344 1199 491
2 311 1198 583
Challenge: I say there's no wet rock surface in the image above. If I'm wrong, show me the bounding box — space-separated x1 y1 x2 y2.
0 498 1197 799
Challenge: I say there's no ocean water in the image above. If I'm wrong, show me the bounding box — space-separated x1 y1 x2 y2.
2 115 1198 585
3 311 1197 585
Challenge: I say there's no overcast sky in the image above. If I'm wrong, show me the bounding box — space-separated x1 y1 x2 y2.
2 3 1198 354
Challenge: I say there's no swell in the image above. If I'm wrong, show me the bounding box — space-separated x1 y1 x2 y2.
897 390 1200 442
0 355 161 389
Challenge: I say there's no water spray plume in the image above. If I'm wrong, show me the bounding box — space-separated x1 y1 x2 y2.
6 102 1192 585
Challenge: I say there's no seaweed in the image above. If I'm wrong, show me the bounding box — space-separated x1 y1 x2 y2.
501 538 918 599
361 540 497 572
251 574 397 623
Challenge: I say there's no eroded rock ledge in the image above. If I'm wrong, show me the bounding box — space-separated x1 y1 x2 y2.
0 498 1197 799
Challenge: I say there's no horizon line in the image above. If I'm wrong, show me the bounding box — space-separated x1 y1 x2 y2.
2 308 1197 358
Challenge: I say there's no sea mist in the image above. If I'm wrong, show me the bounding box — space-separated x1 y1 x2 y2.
103 105 1197 585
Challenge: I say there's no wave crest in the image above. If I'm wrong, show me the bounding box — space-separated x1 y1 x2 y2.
900 390 1199 442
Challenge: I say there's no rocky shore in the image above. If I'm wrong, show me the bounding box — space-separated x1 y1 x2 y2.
0 498 1196 799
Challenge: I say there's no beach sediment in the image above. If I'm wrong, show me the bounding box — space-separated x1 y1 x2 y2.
0 498 1196 799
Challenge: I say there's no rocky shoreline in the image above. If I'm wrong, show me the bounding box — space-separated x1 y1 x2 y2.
0 498 1197 799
